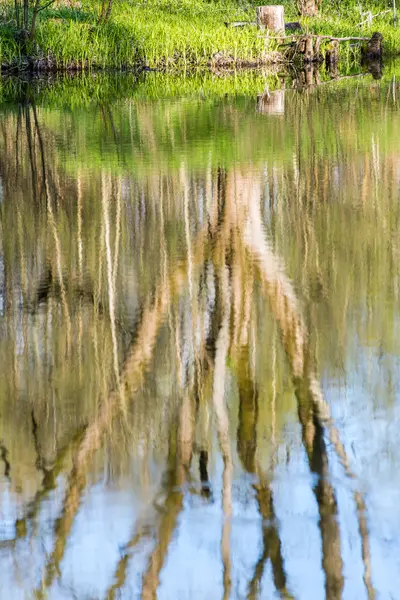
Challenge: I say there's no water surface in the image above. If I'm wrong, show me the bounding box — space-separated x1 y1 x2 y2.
0 70 400 599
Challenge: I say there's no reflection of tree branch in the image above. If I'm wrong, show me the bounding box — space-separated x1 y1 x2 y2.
16 427 87 551
107 273 214 599
0 440 11 480
34 215 212 598
35 285 171 597
106 526 152 600
27 427 87 521
235 348 292 599
140 427 187 600
212 260 232 600
239 172 373 599
355 491 375 600
31 409 45 474
31 103 72 350
0 426 87 550
141 364 197 600
102 173 121 396
248 482 292 600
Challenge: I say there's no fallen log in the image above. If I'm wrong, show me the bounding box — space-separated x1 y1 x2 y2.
224 20 255 28
260 34 371 41
226 19 301 31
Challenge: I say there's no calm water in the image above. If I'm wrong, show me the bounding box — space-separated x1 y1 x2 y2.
0 69 400 599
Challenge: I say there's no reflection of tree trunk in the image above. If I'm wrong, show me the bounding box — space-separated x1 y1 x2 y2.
77 172 83 378
212 261 232 600
102 173 121 395
356 491 375 600
35 214 213 596
141 390 195 600
240 173 345 598
235 348 292 599
0 440 11 479
36 283 170 596
237 348 258 475
179 390 195 472
31 103 71 351
107 338 203 600
24 107 38 206
231 169 380 599
296 380 343 600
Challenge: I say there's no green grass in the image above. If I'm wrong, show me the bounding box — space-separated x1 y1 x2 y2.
307 2 400 56
0 0 399 70
0 0 288 70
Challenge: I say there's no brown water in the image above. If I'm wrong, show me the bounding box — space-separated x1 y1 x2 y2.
0 71 400 599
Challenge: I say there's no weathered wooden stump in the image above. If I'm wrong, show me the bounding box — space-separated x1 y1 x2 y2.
303 35 314 62
297 35 324 63
362 32 383 79
364 32 383 59
314 36 322 58
256 5 285 32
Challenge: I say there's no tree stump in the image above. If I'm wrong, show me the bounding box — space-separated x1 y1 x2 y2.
314 36 322 59
256 6 285 32
303 35 314 62
364 32 383 59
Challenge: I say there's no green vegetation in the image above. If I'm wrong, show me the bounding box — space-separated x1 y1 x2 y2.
0 0 399 71
0 0 278 70
307 4 400 55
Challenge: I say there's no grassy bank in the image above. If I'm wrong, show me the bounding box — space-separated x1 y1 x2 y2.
0 0 399 71
0 0 281 70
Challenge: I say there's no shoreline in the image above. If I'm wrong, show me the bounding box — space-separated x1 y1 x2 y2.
0 53 285 74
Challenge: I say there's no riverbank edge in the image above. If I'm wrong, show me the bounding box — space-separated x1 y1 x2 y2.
0 53 288 75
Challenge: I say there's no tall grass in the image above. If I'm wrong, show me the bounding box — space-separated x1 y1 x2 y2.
307 1 400 55
0 0 399 70
0 0 292 70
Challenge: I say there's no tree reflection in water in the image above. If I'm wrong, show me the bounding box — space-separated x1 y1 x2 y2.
1 75 399 597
